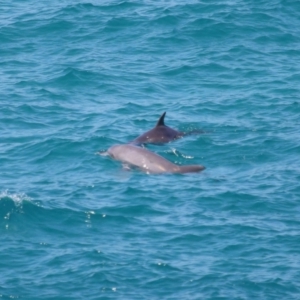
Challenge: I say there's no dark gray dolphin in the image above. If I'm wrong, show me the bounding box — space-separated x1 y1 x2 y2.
106 144 205 174
131 112 203 145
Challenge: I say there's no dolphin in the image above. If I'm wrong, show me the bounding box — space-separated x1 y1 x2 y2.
105 144 205 174
131 112 203 145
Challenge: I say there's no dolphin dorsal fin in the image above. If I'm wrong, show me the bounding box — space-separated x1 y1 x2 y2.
156 112 166 127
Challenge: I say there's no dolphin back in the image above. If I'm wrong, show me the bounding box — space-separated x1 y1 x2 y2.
107 144 205 174
176 165 205 173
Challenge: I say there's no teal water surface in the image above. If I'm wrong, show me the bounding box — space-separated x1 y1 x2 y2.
1 0 300 299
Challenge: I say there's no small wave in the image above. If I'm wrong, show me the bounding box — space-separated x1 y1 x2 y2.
0 190 32 207
47 67 98 87
0 190 34 225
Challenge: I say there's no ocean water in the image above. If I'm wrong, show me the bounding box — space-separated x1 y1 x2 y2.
1 0 300 299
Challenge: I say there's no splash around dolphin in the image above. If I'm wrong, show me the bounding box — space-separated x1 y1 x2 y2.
131 112 204 145
104 144 205 174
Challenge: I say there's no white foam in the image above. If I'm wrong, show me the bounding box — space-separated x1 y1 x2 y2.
0 190 32 207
